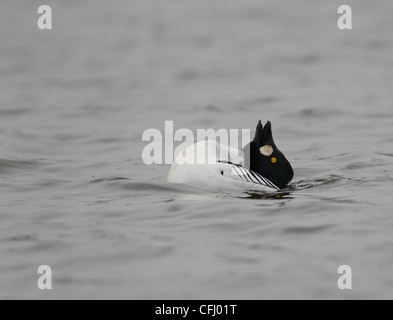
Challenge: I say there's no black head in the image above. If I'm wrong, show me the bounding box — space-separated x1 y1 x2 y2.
247 120 294 189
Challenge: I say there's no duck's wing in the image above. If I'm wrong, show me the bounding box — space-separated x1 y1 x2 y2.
218 161 279 191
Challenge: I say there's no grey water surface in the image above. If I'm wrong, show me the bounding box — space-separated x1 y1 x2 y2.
1 0 393 299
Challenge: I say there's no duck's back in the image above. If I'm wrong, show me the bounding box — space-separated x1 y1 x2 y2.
167 140 276 192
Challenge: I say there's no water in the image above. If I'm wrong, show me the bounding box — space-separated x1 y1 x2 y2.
1 0 393 299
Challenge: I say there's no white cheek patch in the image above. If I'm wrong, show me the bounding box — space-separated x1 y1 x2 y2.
260 145 273 157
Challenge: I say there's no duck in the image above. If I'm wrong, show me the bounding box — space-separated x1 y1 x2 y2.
167 121 294 193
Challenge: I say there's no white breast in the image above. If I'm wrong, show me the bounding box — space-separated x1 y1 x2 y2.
167 140 278 193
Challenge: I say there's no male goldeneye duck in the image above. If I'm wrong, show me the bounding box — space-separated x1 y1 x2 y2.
167 121 294 193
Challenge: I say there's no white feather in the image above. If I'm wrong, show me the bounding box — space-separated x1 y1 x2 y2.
168 140 278 192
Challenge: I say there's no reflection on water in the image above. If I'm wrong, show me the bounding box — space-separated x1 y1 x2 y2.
243 191 293 200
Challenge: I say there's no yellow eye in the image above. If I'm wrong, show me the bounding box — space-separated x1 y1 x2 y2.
271 157 277 164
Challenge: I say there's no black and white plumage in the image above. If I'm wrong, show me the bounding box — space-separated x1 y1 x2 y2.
167 121 293 193
218 160 279 191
